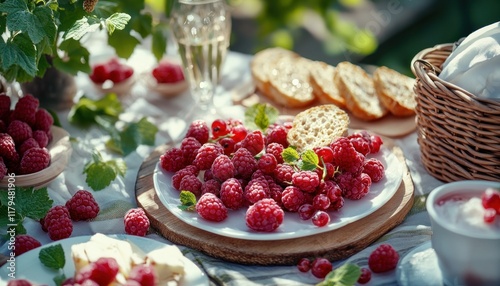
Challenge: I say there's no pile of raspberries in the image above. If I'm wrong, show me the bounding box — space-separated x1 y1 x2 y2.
0 93 54 180
159 118 385 232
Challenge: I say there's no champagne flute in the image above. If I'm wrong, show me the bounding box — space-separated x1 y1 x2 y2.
170 0 231 124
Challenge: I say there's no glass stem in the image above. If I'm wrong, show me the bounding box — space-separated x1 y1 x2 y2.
195 80 215 113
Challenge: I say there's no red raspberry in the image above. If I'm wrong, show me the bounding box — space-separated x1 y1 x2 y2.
297 257 311 272
18 147 50 175
0 157 6 181
240 130 265 156
171 165 198 190
292 171 320 193
6 279 34 286
347 134 371 156
12 94 38 127
17 137 39 156
32 130 49 148
245 198 284 232
185 120 209 144
269 182 284 207
265 125 289 147
180 137 201 165
152 60 184 84
244 178 270 204
124 208 150 236
159 147 186 172
231 147 257 179
193 143 223 170
44 205 73 241
257 153 277 175
0 133 19 164
75 257 119 286
203 169 214 181
338 172 372 200
179 174 202 197
128 264 157 286
65 190 100 221
266 142 284 164
211 154 235 182
358 267 372 284
273 163 294 186
0 119 6 133
368 244 399 273
220 178 244 210
281 186 306 212
482 188 500 214
330 137 365 174
196 193 228 222
201 179 221 196
7 120 33 144
34 108 54 132
310 257 333 279
14 234 41 256
363 158 385 182
0 93 11 121
369 134 383 154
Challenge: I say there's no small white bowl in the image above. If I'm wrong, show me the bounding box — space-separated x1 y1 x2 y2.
92 74 136 96
0 126 72 189
143 73 188 98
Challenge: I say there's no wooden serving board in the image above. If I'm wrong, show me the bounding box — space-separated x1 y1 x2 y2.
135 143 414 265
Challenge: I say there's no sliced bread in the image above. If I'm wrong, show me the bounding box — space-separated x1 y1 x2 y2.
334 61 388 121
287 104 349 152
309 61 346 108
373 66 417 117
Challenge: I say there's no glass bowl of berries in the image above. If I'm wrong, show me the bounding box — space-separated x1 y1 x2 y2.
89 58 136 96
144 58 188 98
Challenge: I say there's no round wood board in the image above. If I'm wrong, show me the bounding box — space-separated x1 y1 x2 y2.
135 143 414 266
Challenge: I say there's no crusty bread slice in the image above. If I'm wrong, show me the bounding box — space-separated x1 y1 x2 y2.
287 104 349 151
373 66 417 117
309 61 346 108
334 61 388 121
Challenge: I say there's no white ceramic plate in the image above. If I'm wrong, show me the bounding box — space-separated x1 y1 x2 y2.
0 126 72 189
0 234 208 286
153 147 403 241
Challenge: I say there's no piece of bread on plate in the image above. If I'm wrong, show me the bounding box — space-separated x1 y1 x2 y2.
334 61 388 121
373 66 417 117
287 104 349 152
309 61 346 108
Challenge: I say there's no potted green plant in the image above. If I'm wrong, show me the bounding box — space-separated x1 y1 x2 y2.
0 0 171 109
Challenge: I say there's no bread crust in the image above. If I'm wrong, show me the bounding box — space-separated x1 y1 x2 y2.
309 61 346 108
373 66 416 117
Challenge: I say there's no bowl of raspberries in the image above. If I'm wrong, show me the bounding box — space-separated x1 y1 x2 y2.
0 93 72 188
144 58 188 98
89 57 136 96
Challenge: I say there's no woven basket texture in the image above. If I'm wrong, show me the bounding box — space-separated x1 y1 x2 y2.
411 43 500 182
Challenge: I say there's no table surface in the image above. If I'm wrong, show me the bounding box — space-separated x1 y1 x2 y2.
0 35 448 286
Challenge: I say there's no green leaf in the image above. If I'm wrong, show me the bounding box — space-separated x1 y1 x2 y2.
282 147 300 164
0 187 53 221
108 29 141 59
106 117 158 156
54 39 91 75
68 94 122 127
0 33 37 79
151 22 169 61
316 263 361 286
300 150 320 171
1 0 48 45
64 17 101 41
105 13 131 34
53 273 67 286
178 191 197 211
83 153 127 191
39 244 65 270
244 103 279 132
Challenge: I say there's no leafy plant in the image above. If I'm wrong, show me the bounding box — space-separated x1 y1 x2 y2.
0 0 170 83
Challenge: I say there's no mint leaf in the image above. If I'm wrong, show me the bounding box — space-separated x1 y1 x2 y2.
178 191 197 211
83 151 127 191
105 13 131 34
282 147 300 164
245 103 279 131
300 150 320 171
68 93 122 127
53 273 67 286
39 244 65 270
106 117 158 156
316 263 361 286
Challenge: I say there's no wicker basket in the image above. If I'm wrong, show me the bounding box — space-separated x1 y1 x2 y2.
411 43 500 182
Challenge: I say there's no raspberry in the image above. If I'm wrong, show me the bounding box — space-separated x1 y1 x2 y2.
32 130 49 148
265 125 289 147
128 264 157 286
124 208 150 236
0 133 19 164
12 94 38 126
240 130 265 156
179 174 202 197
484 208 497 224
75 257 119 286
83 0 99 13
220 178 244 210
369 134 383 154
65 190 100 221
363 158 385 182
348 135 371 156
257 153 277 175
203 169 214 181
7 120 32 144
310 258 333 279
292 171 320 193
312 210 330 227
34 108 53 132
171 165 198 190
338 172 372 200
244 178 270 204
180 137 201 165
159 147 185 172
231 147 257 179
185 120 209 144
0 119 6 133
358 267 372 284
0 93 11 121
330 137 365 174
0 157 6 181
368 244 399 273
273 164 295 187
211 154 235 182
266 142 284 164
196 193 228 222
19 147 50 175
193 143 223 170
281 186 306 212
297 258 311 272
201 179 221 196
44 205 73 241
245 198 284 232
152 60 184 84
14 234 41 256
482 188 500 214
